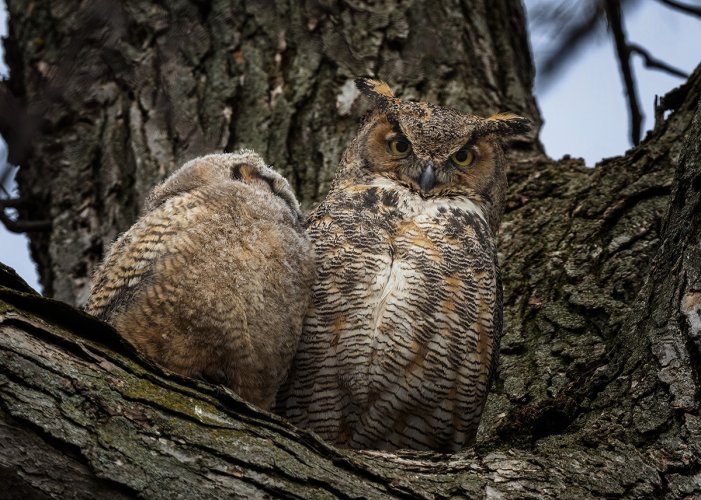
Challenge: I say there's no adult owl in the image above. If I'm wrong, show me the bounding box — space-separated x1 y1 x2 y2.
86 151 315 411
277 79 530 451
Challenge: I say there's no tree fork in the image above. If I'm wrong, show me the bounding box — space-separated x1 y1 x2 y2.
2 1 701 497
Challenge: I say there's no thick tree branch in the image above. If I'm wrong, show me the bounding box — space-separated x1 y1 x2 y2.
0 268 675 498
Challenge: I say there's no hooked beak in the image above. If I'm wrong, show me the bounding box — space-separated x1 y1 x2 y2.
419 161 436 192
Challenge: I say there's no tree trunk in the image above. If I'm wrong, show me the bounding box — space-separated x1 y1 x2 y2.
2 0 701 498
1 0 538 305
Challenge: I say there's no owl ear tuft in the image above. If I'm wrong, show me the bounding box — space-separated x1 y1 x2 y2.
484 113 532 136
355 78 395 106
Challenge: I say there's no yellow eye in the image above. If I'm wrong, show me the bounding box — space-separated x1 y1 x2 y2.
388 138 412 157
450 148 475 167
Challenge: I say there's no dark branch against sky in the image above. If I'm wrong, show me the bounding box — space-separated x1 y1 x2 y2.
527 0 696 146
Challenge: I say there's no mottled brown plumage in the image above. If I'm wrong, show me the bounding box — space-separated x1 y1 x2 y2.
86 151 315 410
277 79 529 451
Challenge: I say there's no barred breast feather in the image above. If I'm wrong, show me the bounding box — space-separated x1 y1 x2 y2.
278 180 501 452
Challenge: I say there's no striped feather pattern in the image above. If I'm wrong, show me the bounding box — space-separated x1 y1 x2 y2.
278 181 502 452
276 83 523 450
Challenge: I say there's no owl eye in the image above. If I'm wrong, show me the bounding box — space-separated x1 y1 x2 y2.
388 138 412 157
450 148 476 167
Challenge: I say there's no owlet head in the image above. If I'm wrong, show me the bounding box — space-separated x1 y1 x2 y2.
146 151 304 224
348 78 531 229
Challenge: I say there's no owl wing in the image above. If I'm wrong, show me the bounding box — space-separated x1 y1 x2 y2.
84 197 198 321
85 227 157 320
279 194 395 443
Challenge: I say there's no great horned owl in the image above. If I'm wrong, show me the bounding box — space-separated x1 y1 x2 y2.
86 151 315 410
277 79 530 451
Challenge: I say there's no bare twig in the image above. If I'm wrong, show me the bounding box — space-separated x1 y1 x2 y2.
0 174 11 198
628 43 690 79
0 164 13 195
0 198 26 209
0 214 52 233
604 0 643 145
655 0 701 18
0 198 51 233
538 4 604 86
534 0 642 89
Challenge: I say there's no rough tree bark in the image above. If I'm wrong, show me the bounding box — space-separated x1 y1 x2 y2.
1 0 700 498
1 0 538 304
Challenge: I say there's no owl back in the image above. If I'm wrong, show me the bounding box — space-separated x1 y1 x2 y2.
86 152 315 410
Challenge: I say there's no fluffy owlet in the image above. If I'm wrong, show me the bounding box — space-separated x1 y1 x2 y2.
277 79 530 451
85 151 315 410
